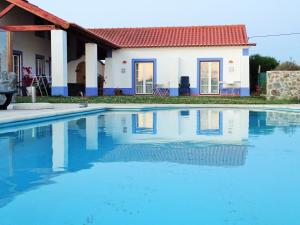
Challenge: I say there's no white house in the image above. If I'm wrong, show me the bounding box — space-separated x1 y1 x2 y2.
91 26 255 96
0 0 255 97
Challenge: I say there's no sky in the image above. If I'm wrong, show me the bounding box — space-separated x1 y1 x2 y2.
31 0 300 63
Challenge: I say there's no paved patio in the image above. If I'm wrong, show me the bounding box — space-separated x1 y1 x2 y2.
1 103 300 125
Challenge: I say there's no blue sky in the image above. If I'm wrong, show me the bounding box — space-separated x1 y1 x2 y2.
31 0 300 63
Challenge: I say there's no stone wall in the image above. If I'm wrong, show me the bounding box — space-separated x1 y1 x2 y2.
267 71 300 100
267 111 300 126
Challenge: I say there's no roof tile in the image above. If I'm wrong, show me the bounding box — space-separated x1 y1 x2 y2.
89 25 254 48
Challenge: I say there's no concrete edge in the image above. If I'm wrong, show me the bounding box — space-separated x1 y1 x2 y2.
1 103 300 125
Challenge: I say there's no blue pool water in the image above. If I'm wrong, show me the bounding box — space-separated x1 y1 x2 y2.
0 108 300 225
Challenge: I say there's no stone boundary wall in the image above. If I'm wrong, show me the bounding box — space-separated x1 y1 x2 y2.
267 71 300 100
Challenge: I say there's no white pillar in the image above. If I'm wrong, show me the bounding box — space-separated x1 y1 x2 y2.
52 121 68 171
85 43 98 96
51 30 68 96
86 116 99 150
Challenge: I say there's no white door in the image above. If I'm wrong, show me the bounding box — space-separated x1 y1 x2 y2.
135 62 154 94
200 61 220 95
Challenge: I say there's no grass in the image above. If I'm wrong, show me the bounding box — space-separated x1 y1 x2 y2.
16 96 299 105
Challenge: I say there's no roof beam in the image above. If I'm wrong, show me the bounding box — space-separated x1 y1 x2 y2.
0 25 57 32
5 0 69 29
0 3 15 18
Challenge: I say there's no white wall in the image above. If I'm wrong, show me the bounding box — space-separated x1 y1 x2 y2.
0 3 51 78
103 109 249 144
67 55 105 84
105 46 250 95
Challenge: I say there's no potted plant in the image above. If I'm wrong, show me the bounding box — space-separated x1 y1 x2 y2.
22 67 34 96
114 88 123 96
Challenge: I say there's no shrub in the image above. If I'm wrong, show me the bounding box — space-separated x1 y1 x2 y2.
275 59 300 71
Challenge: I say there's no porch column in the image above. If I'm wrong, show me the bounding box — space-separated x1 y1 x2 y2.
85 43 98 96
52 121 69 171
86 116 99 150
51 30 68 96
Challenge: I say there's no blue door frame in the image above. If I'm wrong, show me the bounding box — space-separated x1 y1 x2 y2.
132 59 157 95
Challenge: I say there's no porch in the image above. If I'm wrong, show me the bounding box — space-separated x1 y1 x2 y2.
0 0 117 97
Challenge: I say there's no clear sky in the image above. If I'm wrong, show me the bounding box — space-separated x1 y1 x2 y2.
31 0 300 63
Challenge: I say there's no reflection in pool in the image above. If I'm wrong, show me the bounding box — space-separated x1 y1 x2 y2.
0 109 300 225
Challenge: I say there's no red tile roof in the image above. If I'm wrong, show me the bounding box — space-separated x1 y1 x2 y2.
7 0 70 29
4 0 119 49
89 25 255 48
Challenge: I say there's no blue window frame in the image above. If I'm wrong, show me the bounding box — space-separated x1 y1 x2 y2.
197 110 223 135
132 112 157 134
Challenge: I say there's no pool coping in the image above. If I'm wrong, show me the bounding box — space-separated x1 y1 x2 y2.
1 103 300 127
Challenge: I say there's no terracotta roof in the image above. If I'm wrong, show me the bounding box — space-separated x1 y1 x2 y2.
4 0 118 49
6 0 70 29
89 25 255 48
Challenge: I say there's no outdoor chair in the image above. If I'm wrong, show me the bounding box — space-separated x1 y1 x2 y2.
153 83 170 96
179 76 191 96
0 72 17 110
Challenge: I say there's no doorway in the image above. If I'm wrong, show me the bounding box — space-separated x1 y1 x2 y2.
199 60 221 95
76 62 86 85
13 51 23 84
134 61 154 95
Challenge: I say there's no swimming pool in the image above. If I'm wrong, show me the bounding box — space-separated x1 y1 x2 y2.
0 108 299 225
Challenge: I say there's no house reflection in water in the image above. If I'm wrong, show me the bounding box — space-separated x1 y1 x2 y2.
0 109 252 208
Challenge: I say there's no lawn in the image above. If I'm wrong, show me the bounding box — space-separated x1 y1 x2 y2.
16 96 299 104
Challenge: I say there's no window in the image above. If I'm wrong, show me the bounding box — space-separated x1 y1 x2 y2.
13 51 22 83
197 110 223 135
36 55 45 76
132 112 157 134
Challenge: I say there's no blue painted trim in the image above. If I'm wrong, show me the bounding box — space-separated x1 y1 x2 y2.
169 88 179 96
86 87 98 96
243 48 249 56
220 88 241 96
240 87 250 96
190 88 199 96
52 86 68 96
132 58 157 95
197 58 224 95
197 111 223 136
103 88 135 96
132 112 157 134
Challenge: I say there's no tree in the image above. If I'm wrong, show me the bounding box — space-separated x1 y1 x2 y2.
275 58 300 71
250 54 279 93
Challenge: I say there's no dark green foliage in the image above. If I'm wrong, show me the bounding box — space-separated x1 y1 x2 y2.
250 54 279 93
